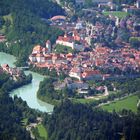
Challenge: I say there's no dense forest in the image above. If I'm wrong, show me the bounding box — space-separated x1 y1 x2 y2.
0 0 65 66
45 100 140 140
0 92 31 140
0 72 40 140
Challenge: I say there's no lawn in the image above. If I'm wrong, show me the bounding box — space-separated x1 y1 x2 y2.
37 124 48 139
101 95 139 113
54 44 74 54
103 11 128 19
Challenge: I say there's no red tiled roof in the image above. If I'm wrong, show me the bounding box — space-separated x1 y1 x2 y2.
82 69 101 78
51 15 66 21
33 45 42 52
57 36 74 43
2 64 9 68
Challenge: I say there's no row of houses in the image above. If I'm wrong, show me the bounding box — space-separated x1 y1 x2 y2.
1 64 24 80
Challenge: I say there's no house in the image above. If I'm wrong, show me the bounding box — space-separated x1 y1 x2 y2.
69 67 82 80
66 53 74 61
67 80 89 90
53 81 66 90
52 53 67 64
32 45 42 54
75 22 83 30
0 35 6 42
82 69 102 79
36 53 45 63
29 54 37 62
1 64 9 72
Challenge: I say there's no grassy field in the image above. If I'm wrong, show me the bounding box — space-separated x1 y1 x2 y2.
37 124 48 139
103 11 128 18
54 44 74 54
101 95 139 113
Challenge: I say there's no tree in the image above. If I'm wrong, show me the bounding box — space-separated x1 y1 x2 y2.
129 37 140 49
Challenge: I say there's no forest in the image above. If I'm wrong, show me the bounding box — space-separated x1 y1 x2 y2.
0 72 41 140
45 99 140 140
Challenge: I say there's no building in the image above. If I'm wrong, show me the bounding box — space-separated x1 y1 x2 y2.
76 0 110 4
0 35 6 42
1 64 10 73
50 15 66 22
56 33 84 51
92 0 110 4
136 0 140 8
75 22 83 30
56 34 75 49
32 45 42 54
46 40 51 53
69 67 82 80
82 69 102 79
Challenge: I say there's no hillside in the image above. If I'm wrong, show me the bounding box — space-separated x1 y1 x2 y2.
46 100 140 140
0 0 65 66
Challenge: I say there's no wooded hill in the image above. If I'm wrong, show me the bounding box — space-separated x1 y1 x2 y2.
46 99 140 140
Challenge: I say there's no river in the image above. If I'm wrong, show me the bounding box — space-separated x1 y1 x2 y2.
0 52 54 112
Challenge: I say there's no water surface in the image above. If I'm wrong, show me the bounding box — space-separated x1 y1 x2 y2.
0 52 53 112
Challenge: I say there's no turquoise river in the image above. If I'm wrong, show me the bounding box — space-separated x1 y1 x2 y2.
0 52 54 112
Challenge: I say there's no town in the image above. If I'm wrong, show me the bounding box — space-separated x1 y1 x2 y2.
29 0 140 81
27 0 140 99
0 0 140 140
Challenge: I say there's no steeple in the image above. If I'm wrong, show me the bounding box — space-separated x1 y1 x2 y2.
46 40 51 53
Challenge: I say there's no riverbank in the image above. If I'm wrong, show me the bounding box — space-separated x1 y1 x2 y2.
0 52 54 112
37 93 60 106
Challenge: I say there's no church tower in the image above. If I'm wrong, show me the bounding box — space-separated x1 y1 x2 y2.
46 40 51 53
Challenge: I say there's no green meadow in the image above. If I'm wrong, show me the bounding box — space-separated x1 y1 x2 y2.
101 95 139 113
37 124 48 139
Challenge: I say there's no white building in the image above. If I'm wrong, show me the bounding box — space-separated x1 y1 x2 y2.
46 40 51 53
136 0 140 8
56 34 84 51
69 67 82 80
